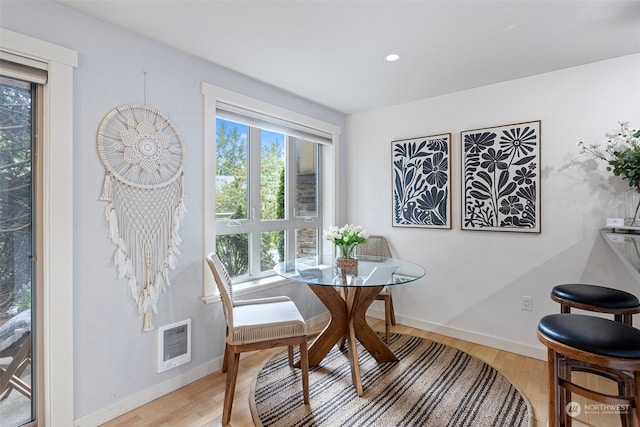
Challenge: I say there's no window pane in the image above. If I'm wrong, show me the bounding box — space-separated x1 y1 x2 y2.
260 130 285 220
295 139 318 217
0 76 35 426
213 107 323 282
260 230 283 272
216 118 248 221
215 233 248 277
296 228 318 258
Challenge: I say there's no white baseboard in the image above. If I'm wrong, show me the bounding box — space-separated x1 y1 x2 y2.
367 308 547 361
73 358 220 427
73 312 331 427
74 310 543 426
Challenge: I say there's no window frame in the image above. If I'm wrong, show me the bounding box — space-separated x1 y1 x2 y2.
201 83 340 302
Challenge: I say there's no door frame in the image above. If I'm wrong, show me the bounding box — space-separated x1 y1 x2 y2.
1 28 77 427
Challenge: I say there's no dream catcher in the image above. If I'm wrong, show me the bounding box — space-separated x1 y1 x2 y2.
98 104 186 331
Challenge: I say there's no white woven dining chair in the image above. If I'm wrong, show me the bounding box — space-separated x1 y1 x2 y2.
206 253 309 426
356 235 396 342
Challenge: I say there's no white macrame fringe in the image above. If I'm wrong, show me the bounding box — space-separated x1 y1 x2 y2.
102 174 185 332
100 174 112 201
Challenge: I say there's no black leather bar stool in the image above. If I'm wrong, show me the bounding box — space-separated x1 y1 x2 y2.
551 283 640 325
537 314 640 427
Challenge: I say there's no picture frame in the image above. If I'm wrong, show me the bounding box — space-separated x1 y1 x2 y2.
461 120 541 233
392 133 452 229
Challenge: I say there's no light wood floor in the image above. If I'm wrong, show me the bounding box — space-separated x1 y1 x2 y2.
101 319 626 427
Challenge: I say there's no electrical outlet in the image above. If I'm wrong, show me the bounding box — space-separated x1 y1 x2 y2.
521 295 532 311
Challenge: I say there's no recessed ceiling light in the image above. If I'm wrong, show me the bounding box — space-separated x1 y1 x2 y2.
383 53 400 62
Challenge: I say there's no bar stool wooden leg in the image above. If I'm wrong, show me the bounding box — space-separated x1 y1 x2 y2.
617 372 631 426
561 357 573 427
548 348 560 427
635 372 640 427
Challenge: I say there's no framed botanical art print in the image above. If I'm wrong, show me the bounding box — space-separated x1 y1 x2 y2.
461 120 541 233
392 133 451 229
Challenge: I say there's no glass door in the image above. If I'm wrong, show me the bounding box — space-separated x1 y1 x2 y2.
0 75 36 427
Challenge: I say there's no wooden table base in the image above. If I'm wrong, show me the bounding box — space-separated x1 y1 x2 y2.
303 284 398 396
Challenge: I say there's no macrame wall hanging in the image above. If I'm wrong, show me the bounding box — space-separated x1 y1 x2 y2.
97 103 186 332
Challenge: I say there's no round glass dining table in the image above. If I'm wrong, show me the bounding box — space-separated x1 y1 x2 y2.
274 255 426 396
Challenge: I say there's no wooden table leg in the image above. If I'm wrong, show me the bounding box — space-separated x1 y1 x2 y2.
303 283 398 395
352 286 398 362
305 284 348 367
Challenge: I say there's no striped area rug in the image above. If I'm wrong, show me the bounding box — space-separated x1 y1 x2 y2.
250 333 532 426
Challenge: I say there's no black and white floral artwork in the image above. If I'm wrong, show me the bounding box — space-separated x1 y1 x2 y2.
392 133 451 228
461 121 541 233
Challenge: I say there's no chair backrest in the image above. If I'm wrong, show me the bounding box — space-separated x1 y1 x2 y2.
206 252 234 328
356 235 392 258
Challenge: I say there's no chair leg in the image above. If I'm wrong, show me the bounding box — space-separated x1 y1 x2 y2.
339 288 349 350
384 295 391 343
389 293 396 325
222 350 240 426
0 336 31 400
339 334 347 351
288 346 294 366
222 342 230 373
299 338 310 404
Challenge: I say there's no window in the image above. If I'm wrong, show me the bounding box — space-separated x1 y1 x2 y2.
202 84 340 300
215 116 321 280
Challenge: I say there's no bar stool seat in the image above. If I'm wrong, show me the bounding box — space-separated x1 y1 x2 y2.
537 313 640 427
551 283 640 325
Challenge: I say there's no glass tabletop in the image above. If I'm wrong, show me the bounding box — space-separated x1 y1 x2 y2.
274 255 426 287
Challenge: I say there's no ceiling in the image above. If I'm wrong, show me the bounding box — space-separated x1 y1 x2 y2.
57 0 640 114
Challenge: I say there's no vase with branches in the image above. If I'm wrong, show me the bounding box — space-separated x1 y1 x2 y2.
578 121 640 225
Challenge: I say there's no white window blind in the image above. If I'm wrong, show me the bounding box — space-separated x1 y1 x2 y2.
0 51 48 84
216 101 333 145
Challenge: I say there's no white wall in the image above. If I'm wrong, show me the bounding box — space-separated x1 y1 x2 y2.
1 0 345 423
348 53 640 358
